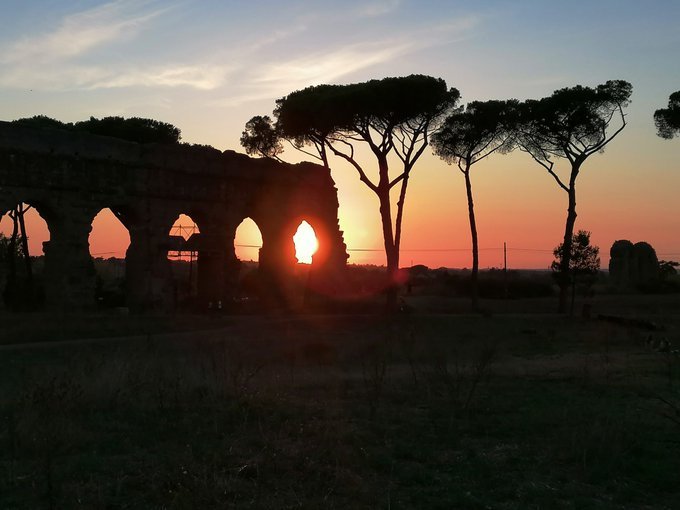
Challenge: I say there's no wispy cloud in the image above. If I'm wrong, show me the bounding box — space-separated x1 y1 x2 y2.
0 1 480 100
212 14 480 108
246 24 309 53
354 0 402 18
0 0 229 92
1 0 169 64
0 62 231 91
88 65 231 90
257 15 479 89
255 41 413 89
211 42 411 108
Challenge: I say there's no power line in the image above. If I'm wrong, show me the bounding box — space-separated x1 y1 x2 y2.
508 248 554 253
346 247 553 253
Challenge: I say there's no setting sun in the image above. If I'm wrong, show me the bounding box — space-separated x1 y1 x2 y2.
293 221 318 264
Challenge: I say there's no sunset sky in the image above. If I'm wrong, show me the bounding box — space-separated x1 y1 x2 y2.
1 0 679 269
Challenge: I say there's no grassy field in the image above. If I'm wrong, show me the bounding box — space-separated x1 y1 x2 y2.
1 298 679 508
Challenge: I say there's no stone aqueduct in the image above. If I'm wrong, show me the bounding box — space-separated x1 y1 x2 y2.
0 121 348 311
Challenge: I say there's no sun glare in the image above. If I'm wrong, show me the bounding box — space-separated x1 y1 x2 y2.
293 221 318 264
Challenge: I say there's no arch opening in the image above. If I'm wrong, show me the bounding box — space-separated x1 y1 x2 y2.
168 214 200 306
293 220 319 265
168 214 200 260
233 218 263 304
0 202 50 310
88 208 130 307
234 218 263 263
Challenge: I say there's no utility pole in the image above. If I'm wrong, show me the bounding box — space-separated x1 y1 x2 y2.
503 242 508 299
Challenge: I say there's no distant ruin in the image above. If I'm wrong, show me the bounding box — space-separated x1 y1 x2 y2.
609 240 660 288
0 121 348 311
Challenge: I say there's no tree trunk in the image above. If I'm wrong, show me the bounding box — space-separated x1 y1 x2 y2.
378 188 399 311
376 152 399 312
392 172 411 312
17 204 33 288
558 183 578 313
393 171 410 266
463 167 480 313
6 211 18 302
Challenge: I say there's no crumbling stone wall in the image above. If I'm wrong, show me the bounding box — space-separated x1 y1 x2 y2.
608 239 660 288
0 121 347 311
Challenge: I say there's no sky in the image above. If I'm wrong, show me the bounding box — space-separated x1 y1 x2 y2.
1 0 679 269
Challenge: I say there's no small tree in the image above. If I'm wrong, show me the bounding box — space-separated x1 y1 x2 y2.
517 80 631 313
1 204 36 309
0 233 22 274
240 115 284 160
431 100 517 311
654 91 680 139
551 230 600 316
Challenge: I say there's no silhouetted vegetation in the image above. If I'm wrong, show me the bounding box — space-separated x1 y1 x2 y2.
415 267 555 300
654 91 680 139
240 115 283 160
11 115 70 130
74 116 181 144
552 230 600 276
12 115 181 144
552 230 600 315
432 100 517 311
274 75 460 309
659 260 679 278
516 80 632 312
657 260 680 293
0 204 45 311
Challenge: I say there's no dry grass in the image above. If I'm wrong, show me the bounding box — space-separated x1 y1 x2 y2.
1 304 679 508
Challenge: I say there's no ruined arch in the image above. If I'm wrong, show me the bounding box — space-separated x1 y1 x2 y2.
0 121 347 311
